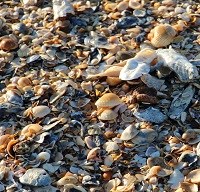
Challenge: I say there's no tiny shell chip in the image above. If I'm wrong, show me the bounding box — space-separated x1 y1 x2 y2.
119 59 150 80
168 85 195 119
98 109 118 121
53 0 75 20
156 48 199 82
133 107 167 123
32 105 51 118
95 93 122 108
186 169 200 184
120 124 139 141
103 142 119 153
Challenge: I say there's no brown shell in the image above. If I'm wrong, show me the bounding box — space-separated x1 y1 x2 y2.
106 77 122 86
98 108 118 120
6 139 19 158
148 24 177 48
17 77 32 88
0 37 18 51
95 93 122 108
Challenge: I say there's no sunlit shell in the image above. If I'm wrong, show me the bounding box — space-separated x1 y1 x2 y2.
106 77 122 86
129 0 143 9
17 77 32 88
36 151 51 163
116 1 129 12
105 178 121 192
21 124 42 137
103 141 119 153
32 105 51 118
98 109 118 121
95 93 122 108
0 36 18 51
186 169 200 183
179 182 198 192
57 172 78 186
145 166 161 179
87 147 100 160
6 139 19 158
168 169 184 189
63 184 87 192
0 134 14 151
148 24 177 48
120 124 139 141
134 48 157 64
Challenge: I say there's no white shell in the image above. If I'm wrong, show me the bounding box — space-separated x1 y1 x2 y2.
103 142 119 153
120 124 139 141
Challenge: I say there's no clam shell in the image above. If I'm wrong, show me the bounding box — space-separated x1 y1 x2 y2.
98 109 118 121
57 172 78 186
32 105 51 118
95 93 122 108
106 77 122 86
186 169 200 184
0 36 18 51
17 77 32 87
168 169 184 189
36 152 51 163
120 124 139 141
179 182 198 192
21 124 43 137
103 142 119 153
149 24 177 48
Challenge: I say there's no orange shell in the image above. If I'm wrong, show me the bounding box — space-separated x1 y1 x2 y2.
149 24 177 48
0 37 18 51
95 93 122 108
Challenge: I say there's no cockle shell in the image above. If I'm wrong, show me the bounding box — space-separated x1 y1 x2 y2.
95 93 122 108
98 109 118 121
32 105 51 118
148 24 177 48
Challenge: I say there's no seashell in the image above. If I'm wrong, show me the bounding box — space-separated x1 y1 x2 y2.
141 74 165 90
32 105 51 118
182 129 200 144
95 93 122 109
186 169 200 184
21 124 42 138
53 0 74 20
145 166 161 179
36 152 50 163
148 24 177 48
120 124 139 141
87 48 102 66
132 128 158 145
17 77 32 88
116 16 139 29
168 85 195 119
119 48 157 81
12 23 29 34
98 108 118 121
145 145 160 157
133 9 146 17
105 178 121 192
5 90 23 106
6 139 19 158
116 1 129 12
0 36 18 51
178 150 198 166
87 147 100 160
164 154 177 167
104 2 117 12
57 172 78 186
119 59 150 80
168 169 184 189
84 136 96 149
133 107 167 123
157 48 199 82
179 182 198 192
129 0 143 9
103 141 119 153
106 77 122 86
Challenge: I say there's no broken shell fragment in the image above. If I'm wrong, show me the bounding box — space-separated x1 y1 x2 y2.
120 124 139 141
32 105 51 118
95 93 122 109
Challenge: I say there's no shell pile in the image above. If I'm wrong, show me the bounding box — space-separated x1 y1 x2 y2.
0 0 199 191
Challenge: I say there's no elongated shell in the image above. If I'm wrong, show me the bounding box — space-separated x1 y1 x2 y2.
95 93 122 108
148 24 176 48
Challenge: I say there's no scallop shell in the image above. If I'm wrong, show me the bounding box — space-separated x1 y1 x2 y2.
95 93 122 109
98 109 118 121
120 124 139 141
32 105 51 118
186 169 200 184
148 24 177 48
